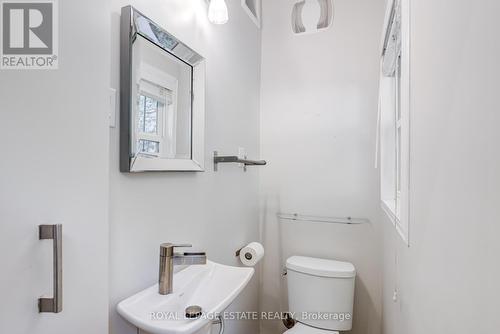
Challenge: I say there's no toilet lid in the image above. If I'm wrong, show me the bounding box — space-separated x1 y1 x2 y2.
285 322 339 334
286 256 356 278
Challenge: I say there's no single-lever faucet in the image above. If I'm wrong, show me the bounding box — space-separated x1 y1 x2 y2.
158 243 207 295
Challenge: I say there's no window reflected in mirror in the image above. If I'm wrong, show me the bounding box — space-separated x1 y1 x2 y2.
137 139 160 154
132 35 193 161
137 94 160 134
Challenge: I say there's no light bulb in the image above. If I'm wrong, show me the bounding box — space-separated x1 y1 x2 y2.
208 0 229 25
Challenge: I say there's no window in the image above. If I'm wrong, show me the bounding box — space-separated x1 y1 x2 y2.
379 0 410 244
136 93 162 155
135 81 172 158
132 62 179 161
137 95 160 135
395 51 402 218
137 139 160 154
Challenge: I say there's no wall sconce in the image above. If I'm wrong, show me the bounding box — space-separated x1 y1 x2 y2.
208 0 229 24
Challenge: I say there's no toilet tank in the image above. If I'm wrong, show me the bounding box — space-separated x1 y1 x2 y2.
286 256 356 331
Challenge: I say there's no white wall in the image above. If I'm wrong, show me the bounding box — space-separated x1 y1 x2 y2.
259 1 385 333
0 0 111 333
381 1 500 333
108 1 262 333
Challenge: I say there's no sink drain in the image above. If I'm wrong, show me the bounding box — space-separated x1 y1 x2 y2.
185 305 203 319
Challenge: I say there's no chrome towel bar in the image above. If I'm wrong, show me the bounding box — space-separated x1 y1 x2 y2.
213 151 267 172
277 213 370 225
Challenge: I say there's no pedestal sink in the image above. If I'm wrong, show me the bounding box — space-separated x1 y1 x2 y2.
117 261 254 334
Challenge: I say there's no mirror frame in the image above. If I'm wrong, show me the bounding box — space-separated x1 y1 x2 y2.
120 6 205 172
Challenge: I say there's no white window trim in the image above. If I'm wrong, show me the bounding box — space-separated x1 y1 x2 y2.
134 62 179 159
379 0 411 245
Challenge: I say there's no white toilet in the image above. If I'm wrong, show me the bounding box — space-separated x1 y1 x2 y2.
284 256 356 334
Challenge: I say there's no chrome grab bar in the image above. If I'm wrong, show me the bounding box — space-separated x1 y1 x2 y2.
38 224 63 313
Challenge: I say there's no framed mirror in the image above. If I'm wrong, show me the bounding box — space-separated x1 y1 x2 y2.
120 6 205 172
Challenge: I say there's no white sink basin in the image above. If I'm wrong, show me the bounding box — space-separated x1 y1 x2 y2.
117 261 254 334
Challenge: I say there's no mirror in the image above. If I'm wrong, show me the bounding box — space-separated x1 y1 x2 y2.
120 6 205 172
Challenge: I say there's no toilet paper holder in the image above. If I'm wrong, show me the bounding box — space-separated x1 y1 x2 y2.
235 248 242 257
236 242 265 266
235 247 254 260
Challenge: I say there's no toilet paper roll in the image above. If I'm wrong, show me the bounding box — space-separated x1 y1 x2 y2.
239 242 265 266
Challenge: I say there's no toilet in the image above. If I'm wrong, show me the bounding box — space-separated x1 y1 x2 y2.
284 256 356 334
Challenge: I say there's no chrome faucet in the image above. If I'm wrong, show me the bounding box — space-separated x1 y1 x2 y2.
158 243 207 295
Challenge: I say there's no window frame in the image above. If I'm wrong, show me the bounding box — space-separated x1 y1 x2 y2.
380 0 411 245
135 92 164 156
133 62 179 160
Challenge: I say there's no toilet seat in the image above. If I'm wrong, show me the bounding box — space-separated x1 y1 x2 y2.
284 322 339 334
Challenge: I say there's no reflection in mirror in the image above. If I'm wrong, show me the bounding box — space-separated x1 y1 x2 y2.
120 6 205 172
132 36 192 160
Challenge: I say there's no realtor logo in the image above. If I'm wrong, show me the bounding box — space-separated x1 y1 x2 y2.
1 0 58 69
